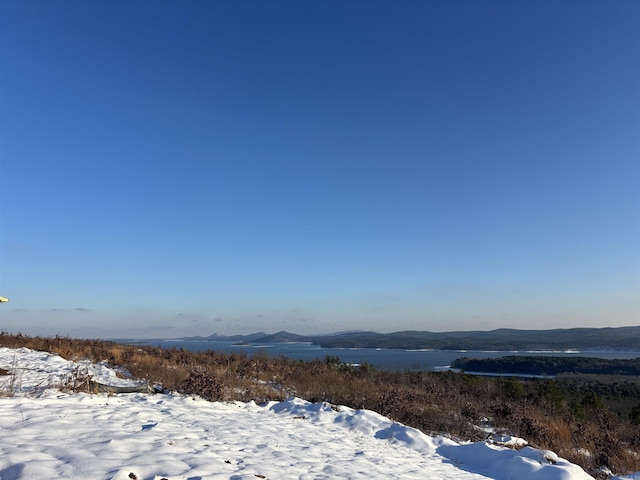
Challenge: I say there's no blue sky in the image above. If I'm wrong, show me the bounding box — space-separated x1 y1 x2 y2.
1 1 638 338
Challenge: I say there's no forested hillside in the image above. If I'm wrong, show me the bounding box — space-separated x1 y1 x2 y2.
452 356 640 376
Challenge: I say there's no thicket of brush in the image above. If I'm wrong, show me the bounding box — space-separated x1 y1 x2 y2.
1 332 638 478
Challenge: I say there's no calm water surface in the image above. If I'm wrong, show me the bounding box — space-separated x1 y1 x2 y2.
128 340 640 372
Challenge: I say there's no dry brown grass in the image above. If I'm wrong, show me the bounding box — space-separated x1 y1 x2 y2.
1 331 638 477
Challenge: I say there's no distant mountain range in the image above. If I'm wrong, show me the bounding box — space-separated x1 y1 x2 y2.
179 326 640 351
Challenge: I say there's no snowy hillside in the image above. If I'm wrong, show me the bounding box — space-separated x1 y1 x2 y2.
0 347 634 480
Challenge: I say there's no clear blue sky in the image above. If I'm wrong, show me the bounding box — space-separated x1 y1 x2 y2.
1 1 638 338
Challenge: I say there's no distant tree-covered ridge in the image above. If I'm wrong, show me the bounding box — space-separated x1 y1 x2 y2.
309 326 640 351
184 326 640 351
451 356 640 376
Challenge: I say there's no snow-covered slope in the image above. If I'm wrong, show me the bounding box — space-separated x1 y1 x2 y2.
0 347 624 479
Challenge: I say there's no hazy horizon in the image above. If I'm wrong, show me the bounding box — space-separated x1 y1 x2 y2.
3 316 639 341
1 1 639 339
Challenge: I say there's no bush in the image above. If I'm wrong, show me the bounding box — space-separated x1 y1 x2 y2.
181 367 223 401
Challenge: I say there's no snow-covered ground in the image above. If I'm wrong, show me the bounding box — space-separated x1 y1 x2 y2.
0 347 634 480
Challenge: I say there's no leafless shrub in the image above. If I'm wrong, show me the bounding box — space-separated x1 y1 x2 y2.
0 351 22 397
180 367 222 401
61 364 98 394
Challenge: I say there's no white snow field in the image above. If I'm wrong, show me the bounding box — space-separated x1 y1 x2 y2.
0 347 633 480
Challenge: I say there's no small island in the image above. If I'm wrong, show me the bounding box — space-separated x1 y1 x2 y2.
451 355 640 376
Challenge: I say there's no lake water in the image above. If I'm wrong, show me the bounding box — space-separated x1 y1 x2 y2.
129 340 640 372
